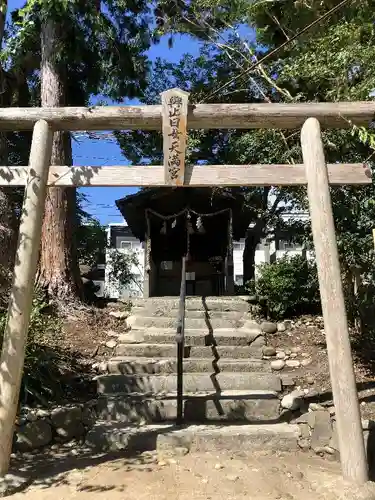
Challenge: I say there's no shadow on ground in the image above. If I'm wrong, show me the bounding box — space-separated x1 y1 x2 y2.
10 446 159 494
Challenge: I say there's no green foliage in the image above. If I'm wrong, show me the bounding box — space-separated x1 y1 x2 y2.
77 220 106 267
5 0 242 106
5 0 154 104
350 125 375 151
76 193 106 267
154 0 246 38
107 249 142 294
231 0 375 285
0 289 63 404
0 290 55 345
116 41 305 281
255 255 321 319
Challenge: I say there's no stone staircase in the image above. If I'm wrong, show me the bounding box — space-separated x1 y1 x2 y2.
87 297 300 452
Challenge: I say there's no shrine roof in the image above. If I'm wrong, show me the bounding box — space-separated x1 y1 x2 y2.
115 188 254 241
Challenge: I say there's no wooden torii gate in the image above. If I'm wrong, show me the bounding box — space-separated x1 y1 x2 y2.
0 88 373 483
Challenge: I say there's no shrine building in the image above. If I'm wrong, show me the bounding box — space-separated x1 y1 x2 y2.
115 188 253 298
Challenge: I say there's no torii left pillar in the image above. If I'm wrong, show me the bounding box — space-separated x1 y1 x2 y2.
0 120 53 476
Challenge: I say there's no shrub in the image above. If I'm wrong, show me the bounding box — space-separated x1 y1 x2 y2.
0 289 62 405
255 255 321 319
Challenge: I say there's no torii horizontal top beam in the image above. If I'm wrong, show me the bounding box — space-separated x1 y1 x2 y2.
0 102 374 131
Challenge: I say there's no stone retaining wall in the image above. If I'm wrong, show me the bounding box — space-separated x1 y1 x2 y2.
14 398 372 463
14 401 97 452
283 399 374 461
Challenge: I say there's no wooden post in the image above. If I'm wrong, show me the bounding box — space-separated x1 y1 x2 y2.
226 209 235 295
161 88 189 186
0 120 53 476
0 101 374 131
301 117 368 484
143 238 151 299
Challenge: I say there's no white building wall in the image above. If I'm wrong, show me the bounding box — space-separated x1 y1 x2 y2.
233 238 309 284
104 217 311 297
254 245 270 280
233 240 245 286
274 249 304 260
92 280 105 297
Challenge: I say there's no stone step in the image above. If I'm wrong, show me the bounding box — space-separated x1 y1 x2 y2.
119 329 264 347
115 343 263 359
97 390 281 423
132 307 246 320
85 421 300 453
96 372 282 394
132 316 244 330
131 297 250 313
107 357 271 375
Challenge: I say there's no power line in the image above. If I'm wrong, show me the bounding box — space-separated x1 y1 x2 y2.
74 155 129 162
202 0 354 103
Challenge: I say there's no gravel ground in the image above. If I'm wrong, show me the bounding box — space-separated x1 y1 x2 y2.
6 448 375 500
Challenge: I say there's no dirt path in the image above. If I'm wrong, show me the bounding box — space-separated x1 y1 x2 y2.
9 449 375 500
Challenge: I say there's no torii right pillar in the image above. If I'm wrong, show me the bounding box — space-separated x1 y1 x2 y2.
301 117 368 484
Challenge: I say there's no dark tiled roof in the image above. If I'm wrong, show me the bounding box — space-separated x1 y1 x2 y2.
115 188 253 241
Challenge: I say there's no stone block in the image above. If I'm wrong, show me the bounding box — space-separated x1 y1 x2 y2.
281 390 304 411
250 336 266 347
97 372 282 394
260 321 277 334
271 360 285 371
116 343 263 359
277 322 286 332
157 433 193 452
157 423 300 454
310 410 332 450
82 406 96 427
86 422 171 452
280 374 296 389
242 320 262 333
298 438 310 450
329 421 339 451
97 391 281 423
109 311 128 320
51 406 82 428
56 422 85 441
263 346 276 357
285 360 300 368
299 423 310 439
15 420 52 451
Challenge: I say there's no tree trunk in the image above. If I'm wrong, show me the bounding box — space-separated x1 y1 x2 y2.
243 229 263 285
38 18 82 301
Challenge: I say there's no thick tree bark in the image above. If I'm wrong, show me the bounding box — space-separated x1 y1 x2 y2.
243 229 263 285
38 19 82 301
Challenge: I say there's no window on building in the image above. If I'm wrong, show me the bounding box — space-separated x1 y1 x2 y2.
256 240 269 251
160 261 173 270
120 241 132 250
235 275 244 286
234 242 245 251
278 240 302 251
